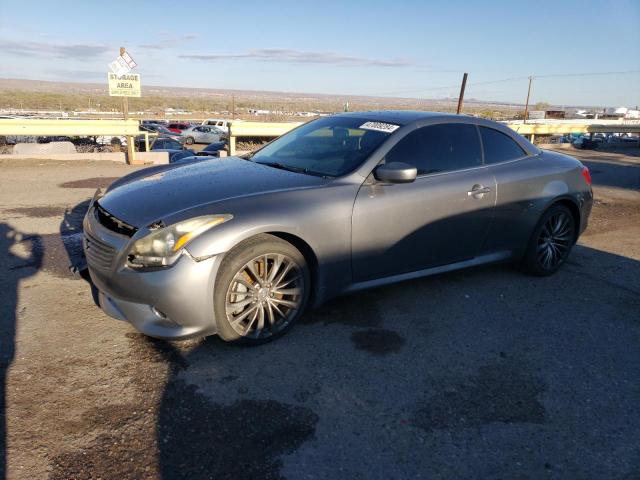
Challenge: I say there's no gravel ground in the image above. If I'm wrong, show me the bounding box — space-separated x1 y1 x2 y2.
0 148 639 480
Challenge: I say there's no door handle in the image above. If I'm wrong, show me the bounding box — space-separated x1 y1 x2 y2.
467 184 491 197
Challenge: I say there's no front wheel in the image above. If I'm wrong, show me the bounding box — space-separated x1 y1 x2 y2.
185 136 195 145
522 204 576 276
214 234 310 344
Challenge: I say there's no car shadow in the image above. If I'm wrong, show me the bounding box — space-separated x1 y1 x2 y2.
551 147 640 191
143 244 640 479
581 159 640 191
0 223 43 480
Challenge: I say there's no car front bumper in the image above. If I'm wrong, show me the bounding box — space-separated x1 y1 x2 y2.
84 209 222 340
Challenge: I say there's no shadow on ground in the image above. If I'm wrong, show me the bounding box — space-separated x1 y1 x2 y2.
0 224 42 480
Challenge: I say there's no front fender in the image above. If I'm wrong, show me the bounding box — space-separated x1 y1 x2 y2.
186 221 316 260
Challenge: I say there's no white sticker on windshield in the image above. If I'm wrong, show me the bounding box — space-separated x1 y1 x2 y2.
359 121 400 133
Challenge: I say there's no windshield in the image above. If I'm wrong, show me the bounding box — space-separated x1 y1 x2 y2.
249 116 395 177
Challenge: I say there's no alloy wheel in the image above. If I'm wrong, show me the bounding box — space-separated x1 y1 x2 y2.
225 253 304 339
537 211 574 270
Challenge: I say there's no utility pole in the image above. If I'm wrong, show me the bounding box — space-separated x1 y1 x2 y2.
523 76 533 124
231 95 236 119
456 72 468 114
120 46 136 163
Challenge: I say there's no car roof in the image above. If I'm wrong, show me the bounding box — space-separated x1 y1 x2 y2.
336 110 540 155
336 110 451 125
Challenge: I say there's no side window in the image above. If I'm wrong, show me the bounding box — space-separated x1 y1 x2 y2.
386 123 482 175
217 121 224 127
480 127 526 164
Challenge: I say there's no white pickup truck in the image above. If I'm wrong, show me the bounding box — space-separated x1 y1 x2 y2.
201 118 242 133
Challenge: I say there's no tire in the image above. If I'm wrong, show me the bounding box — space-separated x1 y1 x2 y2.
522 204 576 276
213 234 311 345
185 137 195 145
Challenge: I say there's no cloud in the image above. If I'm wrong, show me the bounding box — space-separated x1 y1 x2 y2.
179 48 412 67
139 33 199 50
0 39 110 59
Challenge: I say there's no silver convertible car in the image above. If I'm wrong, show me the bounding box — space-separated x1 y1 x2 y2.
83 111 593 344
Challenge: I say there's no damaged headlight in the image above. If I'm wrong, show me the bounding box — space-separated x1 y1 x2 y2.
127 214 233 268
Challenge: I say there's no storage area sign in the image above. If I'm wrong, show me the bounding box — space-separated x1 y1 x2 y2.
107 73 141 97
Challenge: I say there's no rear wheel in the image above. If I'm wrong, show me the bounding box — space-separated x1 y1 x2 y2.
185 136 195 145
523 204 576 276
214 234 310 344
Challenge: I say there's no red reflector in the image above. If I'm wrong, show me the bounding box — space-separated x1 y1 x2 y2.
581 166 592 185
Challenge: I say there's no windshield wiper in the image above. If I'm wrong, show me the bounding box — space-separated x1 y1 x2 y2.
257 161 329 177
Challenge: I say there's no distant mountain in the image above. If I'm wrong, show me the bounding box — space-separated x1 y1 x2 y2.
0 77 531 109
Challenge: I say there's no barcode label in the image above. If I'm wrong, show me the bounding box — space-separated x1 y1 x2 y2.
359 121 400 133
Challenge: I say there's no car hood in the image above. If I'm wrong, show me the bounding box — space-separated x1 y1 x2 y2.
98 157 327 227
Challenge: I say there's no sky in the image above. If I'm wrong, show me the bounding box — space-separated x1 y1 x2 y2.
0 0 638 107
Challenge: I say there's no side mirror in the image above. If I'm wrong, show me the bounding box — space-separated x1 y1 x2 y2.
374 162 417 184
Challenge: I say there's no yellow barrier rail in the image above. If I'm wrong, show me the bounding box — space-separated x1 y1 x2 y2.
226 119 640 155
507 123 640 143
0 118 151 163
227 121 302 155
5 118 636 159
0 118 143 136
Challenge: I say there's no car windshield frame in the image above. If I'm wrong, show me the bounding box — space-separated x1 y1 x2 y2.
247 116 396 178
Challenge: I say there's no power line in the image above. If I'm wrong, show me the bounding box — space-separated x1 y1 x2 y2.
364 70 640 98
534 70 640 79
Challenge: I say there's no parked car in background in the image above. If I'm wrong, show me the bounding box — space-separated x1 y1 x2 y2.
548 135 571 144
195 141 226 156
620 133 640 142
150 137 185 150
84 111 592 345
142 119 168 126
157 149 198 163
167 122 192 134
201 118 236 133
140 124 182 140
134 135 186 152
181 125 225 145
572 136 598 150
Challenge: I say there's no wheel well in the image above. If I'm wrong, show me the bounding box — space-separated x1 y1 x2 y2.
550 198 581 241
267 231 319 298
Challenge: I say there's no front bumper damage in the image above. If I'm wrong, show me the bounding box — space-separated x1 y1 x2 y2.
83 201 222 340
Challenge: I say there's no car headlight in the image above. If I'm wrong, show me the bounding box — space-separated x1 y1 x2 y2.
127 214 233 268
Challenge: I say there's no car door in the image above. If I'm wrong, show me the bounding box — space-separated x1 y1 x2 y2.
190 127 204 143
477 126 540 254
351 123 497 282
202 127 218 143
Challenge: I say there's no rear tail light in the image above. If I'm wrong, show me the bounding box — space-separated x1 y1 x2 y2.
581 166 592 186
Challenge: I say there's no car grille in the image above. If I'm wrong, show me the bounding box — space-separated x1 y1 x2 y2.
94 202 137 237
84 229 117 271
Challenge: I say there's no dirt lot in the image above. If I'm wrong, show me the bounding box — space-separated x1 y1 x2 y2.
1 147 639 480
